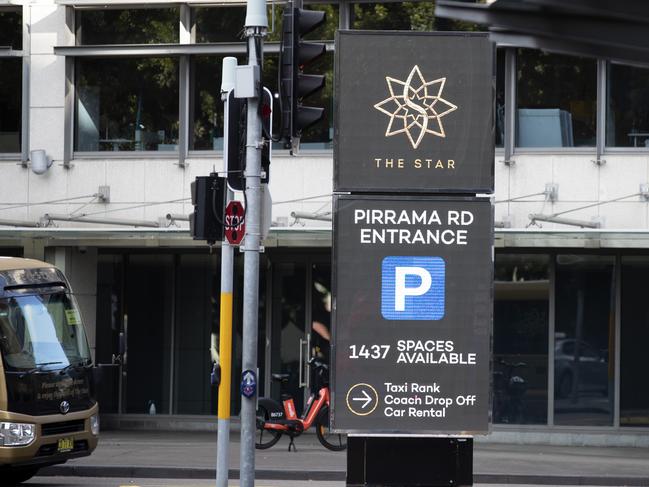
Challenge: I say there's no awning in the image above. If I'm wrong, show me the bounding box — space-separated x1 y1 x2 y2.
436 0 649 67
3 227 649 249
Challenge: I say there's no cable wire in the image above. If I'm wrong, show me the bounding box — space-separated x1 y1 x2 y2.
70 196 99 216
495 191 546 204
272 193 331 205
0 194 98 212
552 193 641 217
79 198 190 218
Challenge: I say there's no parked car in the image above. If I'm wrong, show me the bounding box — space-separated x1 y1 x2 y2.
554 338 608 398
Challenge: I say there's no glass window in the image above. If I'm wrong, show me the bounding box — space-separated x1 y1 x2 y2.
174 254 220 415
95 251 267 417
0 292 91 371
124 255 173 414
76 8 179 45
95 254 123 414
495 48 505 148
516 49 596 148
353 2 432 30
195 7 246 43
620 256 649 426
269 262 307 411
0 58 21 153
311 263 332 366
75 57 179 152
0 8 22 50
263 54 283 150
352 2 479 31
191 55 244 151
554 255 615 426
606 64 649 148
493 254 549 424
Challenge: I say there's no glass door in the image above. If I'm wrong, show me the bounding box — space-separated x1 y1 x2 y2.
268 257 332 413
123 254 174 414
270 262 307 412
310 263 332 374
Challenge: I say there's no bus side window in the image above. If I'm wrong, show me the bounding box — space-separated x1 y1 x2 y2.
0 305 23 356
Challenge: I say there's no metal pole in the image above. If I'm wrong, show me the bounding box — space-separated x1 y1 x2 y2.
240 1 267 486
216 56 238 487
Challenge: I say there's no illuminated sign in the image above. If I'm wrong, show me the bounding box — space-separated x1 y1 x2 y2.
334 31 494 193
331 196 492 434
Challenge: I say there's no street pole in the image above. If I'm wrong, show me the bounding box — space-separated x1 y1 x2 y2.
240 1 267 486
216 56 237 487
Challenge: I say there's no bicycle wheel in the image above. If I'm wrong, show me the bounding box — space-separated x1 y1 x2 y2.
315 407 346 451
255 404 283 450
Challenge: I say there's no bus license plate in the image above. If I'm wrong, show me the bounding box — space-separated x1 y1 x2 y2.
57 437 74 453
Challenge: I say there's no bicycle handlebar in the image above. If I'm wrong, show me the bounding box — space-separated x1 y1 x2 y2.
308 356 328 369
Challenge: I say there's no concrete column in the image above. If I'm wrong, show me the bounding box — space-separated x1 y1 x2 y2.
44 246 99 359
21 238 45 260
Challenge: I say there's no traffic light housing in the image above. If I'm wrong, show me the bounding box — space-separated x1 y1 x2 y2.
225 89 272 192
189 174 227 245
280 5 326 149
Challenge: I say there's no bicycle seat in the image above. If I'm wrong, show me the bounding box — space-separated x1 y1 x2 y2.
271 373 290 382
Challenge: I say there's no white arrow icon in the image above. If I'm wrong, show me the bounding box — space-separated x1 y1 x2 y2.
352 390 373 409
346 383 379 416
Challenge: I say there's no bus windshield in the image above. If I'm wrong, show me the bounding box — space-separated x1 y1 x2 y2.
0 291 91 371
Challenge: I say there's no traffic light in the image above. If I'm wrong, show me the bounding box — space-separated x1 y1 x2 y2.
280 4 326 148
225 91 247 192
189 173 227 245
225 88 272 192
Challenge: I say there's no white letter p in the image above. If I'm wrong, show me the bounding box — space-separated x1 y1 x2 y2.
394 266 432 311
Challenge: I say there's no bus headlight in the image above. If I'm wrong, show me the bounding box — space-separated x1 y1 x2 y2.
0 422 35 446
90 414 100 436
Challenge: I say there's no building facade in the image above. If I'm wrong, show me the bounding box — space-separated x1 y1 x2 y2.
1 0 649 445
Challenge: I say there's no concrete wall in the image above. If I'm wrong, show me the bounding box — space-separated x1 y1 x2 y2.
0 155 334 228
495 154 649 230
5 151 649 233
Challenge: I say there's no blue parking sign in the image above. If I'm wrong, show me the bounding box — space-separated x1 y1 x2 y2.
381 256 445 320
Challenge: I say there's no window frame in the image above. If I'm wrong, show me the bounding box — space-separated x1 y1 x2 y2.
493 249 637 431
0 4 28 162
603 60 649 153
512 48 599 154
58 2 649 164
60 3 339 164
508 52 649 160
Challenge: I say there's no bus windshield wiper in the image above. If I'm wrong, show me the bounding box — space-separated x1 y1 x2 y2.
19 361 64 376
59 359 91 375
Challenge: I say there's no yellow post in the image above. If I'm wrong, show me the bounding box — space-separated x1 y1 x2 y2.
218 292 233 419
216 55 237 487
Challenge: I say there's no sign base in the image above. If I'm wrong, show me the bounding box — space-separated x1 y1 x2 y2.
346 436 473 486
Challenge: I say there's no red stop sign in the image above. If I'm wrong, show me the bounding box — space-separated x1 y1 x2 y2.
225 201 245 245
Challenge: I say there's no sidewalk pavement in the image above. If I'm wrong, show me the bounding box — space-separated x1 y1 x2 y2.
41 430 649 486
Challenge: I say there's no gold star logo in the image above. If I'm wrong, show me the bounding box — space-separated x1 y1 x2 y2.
374 65 458 149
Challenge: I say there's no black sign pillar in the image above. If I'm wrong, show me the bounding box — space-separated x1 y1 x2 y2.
332 31 494 487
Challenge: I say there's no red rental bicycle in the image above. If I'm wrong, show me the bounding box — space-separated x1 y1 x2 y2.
255 357 346 452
